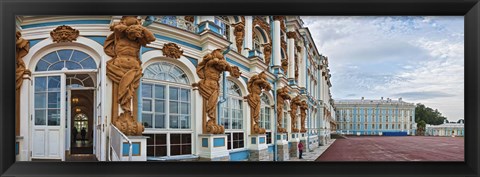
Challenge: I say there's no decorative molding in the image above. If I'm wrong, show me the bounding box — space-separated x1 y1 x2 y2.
161 43 183 59
262 43 272 65
286 31 297 39
50 25 79 43
184 16 194 23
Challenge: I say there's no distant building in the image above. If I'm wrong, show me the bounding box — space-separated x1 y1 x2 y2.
425 119 464 136
334 97 417 136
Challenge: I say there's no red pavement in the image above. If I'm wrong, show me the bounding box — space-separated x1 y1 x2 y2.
316 136 464 161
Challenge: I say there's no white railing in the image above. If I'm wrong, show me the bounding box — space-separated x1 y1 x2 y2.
109 123 132 161
154 16 197 33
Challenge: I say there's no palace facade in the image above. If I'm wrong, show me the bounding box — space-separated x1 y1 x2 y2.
15 16 336 161
334 97 417 136
425 119 465 137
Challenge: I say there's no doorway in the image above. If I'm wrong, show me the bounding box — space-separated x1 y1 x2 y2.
70 89 94 154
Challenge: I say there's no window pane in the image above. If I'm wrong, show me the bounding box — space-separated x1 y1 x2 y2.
34 93 47 108
180 89 189 101
155 134 167 145
155 100 165 113
48 76 61 92
48 62 64 71
169 87 178 100
181 103 189 114
47 109 60 126
143 99 152 112
180 116 190 129
171 134 181 144
142 84 152 98
169 101 178 113
182 134 191 144
170 115 179 128
70 50 90 62
42 52 60 63
80 58 97 69
142 113 153 128
35 60 50 71
47 92 60 108
65 61 82 70
57 49 73 60
181 145 192 155
154 114 165 128
35 110 46 125
147 146 154 156
35 77 47 91
144 134 154 145
155 146 167 157
155 85 165 99
170 145 181 155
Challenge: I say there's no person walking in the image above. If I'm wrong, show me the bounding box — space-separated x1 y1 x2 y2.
72 127 78 143
298 141 304 159
80 127 86 144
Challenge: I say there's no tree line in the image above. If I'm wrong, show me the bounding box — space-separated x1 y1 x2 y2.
414 103 447 135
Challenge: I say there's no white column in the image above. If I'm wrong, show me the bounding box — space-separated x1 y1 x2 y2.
287 34 295 79
245 16 253 51
272 18 281 67
19 74 31 161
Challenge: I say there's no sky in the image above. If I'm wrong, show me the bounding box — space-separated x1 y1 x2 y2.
301 16 464 122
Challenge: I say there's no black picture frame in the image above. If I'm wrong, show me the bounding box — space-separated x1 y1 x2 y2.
1 0 479 176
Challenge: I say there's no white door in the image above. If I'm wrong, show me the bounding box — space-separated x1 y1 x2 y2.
95 58 106 161
31 74 66 160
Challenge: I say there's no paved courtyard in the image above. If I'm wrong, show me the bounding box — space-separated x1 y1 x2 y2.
316 136 464 161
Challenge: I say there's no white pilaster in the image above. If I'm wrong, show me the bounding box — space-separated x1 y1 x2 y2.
287 37 295 79
19 74 31 161
244 16 253 51
272 19 281 66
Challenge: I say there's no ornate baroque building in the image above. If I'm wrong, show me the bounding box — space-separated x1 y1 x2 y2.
15 16 335 161
425 119 464 137
335 97 417 136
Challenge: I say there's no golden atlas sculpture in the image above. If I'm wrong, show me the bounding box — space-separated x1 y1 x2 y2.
104 16 156 136
245 72 272 135
194 49 241 134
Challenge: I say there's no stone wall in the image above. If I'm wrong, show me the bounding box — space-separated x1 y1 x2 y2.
198 155 230 161
277 144 289 161
249 149 269 161
289 142 298 158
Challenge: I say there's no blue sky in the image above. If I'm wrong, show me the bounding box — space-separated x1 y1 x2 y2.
301 16 464 122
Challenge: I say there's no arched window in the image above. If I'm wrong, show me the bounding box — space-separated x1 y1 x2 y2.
219 80 244 150
259 93 272 144
141 62 192 157
35 49 97 71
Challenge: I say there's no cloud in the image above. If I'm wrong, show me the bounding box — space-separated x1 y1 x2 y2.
302 16 464 120
393 91 455 100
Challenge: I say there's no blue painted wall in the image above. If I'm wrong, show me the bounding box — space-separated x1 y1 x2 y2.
230 150 249 161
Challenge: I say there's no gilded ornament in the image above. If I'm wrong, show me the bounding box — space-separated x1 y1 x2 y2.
162 43 183 59
50 25 79 43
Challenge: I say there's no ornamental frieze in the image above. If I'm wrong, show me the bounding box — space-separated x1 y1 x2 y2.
50 25 79 43
162 43 183 59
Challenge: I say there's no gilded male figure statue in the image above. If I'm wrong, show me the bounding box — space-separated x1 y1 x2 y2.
276 86 291 133
290 95 302 133
300 100 308 133
246 72 272 134
104 16 156 136
195 49 241 134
